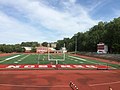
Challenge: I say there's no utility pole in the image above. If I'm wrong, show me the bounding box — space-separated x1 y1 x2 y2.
75 34 77 54
47 43 50 60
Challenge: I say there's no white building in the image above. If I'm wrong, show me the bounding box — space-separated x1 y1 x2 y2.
24 47 32 52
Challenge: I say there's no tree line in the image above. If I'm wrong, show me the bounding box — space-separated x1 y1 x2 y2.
0 41 55 53
0 42 40 53
56 17 120 54
0 17 120 53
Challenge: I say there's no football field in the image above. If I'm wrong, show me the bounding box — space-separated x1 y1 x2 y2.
0 53 120 90
0 53 119 69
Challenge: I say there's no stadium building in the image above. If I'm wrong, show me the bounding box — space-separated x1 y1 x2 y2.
36 46 56 53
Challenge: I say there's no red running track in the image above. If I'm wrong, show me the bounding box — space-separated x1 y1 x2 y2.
0 70 120 90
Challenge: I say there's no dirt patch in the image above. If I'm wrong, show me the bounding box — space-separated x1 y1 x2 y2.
0 53 15 57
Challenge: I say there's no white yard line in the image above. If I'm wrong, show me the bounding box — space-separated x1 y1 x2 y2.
79 62 83 63
5 55 21 60
18 60 22 61
75 60 78 62
0 55 21 63
14 62 18 64
68 56 87 61
17 54 30 62
89 81 120 87
68 55 116 69
0 84 69 88
68 56 97 64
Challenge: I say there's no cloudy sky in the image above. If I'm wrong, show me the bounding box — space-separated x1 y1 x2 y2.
0 0 120 44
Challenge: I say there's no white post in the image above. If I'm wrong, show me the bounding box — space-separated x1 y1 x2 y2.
63 53 65 61
63 43 66 61
56 60 58 65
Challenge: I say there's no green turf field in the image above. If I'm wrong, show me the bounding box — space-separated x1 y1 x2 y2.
0 53 119 69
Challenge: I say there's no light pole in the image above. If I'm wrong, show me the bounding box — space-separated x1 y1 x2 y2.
75 34 77 54
47 43 50 61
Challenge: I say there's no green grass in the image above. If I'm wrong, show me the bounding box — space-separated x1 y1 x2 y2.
73 55 120 69
0 53 119 69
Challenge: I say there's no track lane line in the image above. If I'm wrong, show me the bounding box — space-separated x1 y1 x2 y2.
0 84 69 88
89 81 120 86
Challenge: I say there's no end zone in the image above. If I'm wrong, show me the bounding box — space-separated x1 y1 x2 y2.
0 64 111 70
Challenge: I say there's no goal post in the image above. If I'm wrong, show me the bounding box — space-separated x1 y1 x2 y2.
47 44 66 64
48 50 65 64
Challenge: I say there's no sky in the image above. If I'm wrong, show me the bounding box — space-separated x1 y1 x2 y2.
0 0 120 44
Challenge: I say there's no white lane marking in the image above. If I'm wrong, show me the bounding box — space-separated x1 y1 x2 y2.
18 60 22 61
79 62 83 63
14 62 18 63
17 54 30 62
0 84 69 88
89 81 120 86
75 60 78 62
0 55 21 63
68 56 97 64
68 56 87 61
5 55 21 60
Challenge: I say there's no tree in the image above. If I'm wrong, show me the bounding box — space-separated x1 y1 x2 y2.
21 42 39 47
31 47 36 52
41 42 48 47
56 17 120 53
56 40 64 50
